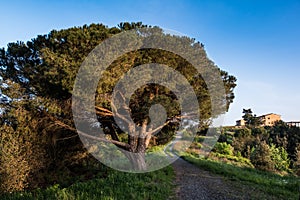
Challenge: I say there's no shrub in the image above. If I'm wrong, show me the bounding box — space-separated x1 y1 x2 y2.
232 134 256 159
294 144 300 175
209 152 254 168
213 142 234 156
0 108 48 193
234 128 251 138
270 144 291 172
250 141 275 171
251 127 265 135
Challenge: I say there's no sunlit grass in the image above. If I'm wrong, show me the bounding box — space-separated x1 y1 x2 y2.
0 166 175 200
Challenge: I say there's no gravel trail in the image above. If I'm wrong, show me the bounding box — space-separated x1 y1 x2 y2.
171 158 264 200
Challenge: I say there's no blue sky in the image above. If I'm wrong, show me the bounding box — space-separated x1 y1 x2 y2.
1 0 300 125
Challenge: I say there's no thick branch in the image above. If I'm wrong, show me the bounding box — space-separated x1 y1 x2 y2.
77 130 130 150
110 100 132 125
48 116 130 150
147 120 170 135
140 118 148 137
106 123 120 142
53 120 76 132
95 106 113 116
95 106 113 115
95 110 113 116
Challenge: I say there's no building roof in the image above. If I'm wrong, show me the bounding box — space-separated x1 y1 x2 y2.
259 113 281 117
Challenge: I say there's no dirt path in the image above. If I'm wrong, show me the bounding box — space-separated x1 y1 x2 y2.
171 158 274 200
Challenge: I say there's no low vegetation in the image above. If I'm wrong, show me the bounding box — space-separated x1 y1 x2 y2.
182 154 299 199
0 165 175 200
182 113 300 199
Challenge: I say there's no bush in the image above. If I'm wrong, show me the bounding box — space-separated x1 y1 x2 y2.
213 142 234 156
294 144 300 175
0 108 48 193
234 128 251 138
209 152 254 168
250 141 275 171
251 127 265 136
270 144 291 172
232 133 257 159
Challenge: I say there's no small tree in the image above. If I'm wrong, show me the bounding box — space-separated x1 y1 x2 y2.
250 140 275 171
242 108 263 127
213 142 234 156
270 144 290 172
232 128 255 159
294 144 300 175
0 107 48 192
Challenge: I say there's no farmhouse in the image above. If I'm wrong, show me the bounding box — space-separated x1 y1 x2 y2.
236 113 281 127
260 113 281 126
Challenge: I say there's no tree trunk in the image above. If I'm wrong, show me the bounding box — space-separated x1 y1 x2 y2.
127 137 147 171
128 151 147 171
124 119 150 171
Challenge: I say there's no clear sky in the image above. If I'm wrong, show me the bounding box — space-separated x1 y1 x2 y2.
1 0 300 125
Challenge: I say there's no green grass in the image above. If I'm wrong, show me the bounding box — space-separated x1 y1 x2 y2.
182 154 299 200
209 152 254 168
0 166 175 200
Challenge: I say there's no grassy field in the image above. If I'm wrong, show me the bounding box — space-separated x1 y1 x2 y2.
2 142 299 200
0 166 175 200
182 154 299 200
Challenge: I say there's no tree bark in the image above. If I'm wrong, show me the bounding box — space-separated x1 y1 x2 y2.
127 135 148 171
127 150 147 171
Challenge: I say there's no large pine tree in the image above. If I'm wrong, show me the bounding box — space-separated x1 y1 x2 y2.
0 22 236 171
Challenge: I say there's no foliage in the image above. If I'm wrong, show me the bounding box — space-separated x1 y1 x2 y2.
294 144 300 175
242 108 263 127
0 106 49 192
232 134 256 159
224 122 300 174
267 122 300 168
0 166 174 200
0 21 237 176
233 127 251 138
250 140 275 171
213 142 234 156
209 152 254 168
270 144 291 172
179 113 300 178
